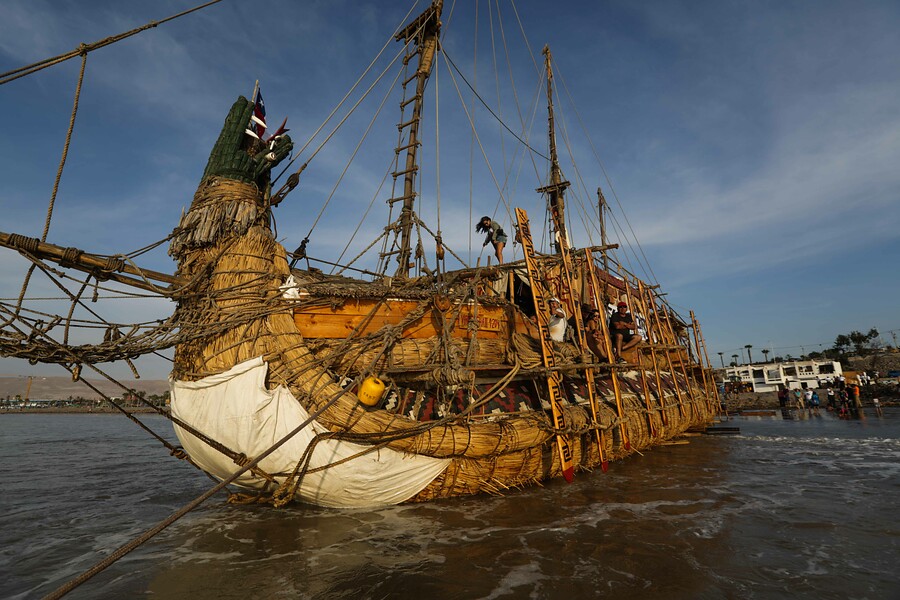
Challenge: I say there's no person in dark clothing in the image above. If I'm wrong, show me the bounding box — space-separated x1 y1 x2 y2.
476 215 507 263
608 301 641 363
583 307 608 361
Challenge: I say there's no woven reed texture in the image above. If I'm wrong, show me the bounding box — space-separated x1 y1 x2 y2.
170 180 715 502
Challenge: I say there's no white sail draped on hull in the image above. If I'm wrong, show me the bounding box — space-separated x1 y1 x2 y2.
170 357 451 508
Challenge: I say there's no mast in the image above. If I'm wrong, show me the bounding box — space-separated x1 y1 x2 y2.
393 0 443 278
597 187 609 272
536 45 570 253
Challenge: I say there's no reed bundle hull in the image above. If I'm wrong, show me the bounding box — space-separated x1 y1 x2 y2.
166 175 716 508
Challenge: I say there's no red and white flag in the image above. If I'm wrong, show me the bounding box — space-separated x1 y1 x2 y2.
245 89 267 139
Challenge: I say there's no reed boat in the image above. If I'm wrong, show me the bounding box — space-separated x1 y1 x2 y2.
0 1 720 508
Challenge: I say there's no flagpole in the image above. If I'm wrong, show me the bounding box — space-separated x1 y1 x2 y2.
251 79 259 104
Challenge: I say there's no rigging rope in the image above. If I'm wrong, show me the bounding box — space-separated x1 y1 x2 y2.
271 18 425 209
442 48 548 162
555 65 660 286
0 0 226 86
43 379 352 600
307 64 404 261
272 2 420 186
2 51 88 331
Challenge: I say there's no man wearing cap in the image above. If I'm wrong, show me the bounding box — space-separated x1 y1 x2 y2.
547 297 567 342
608 300 641 363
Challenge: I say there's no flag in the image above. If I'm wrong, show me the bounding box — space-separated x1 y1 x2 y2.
245 88 267 140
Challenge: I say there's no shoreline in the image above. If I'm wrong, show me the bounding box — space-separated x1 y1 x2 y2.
1 407 165 415
724 388 898 411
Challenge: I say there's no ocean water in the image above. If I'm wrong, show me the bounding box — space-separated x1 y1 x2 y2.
1 410 898 599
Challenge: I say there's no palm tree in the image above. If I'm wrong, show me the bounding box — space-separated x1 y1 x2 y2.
717 351 724 368
745 344 753 364
731 353 739 366
762 348 770 363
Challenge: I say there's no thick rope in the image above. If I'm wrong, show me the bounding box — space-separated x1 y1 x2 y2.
0 0 226 86
42 384 346 600
3 51 88 330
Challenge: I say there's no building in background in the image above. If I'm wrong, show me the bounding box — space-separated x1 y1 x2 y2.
723 360 842 392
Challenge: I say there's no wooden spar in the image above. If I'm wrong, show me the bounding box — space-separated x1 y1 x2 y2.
636 280 669 426
698 323 723 413
658 298 701 418
535 46 570 253
536 56 606 467
641 282 687 418
692 311 722 413
563 246 607 470
394 0 443 278
514 207 574 482
621 274 657 438
690 310 715 414
597 187 610 273
0 231 186 293
581 253 611 468
586 252 630 450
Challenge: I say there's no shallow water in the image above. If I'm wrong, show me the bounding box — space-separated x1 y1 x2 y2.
1 410 898 599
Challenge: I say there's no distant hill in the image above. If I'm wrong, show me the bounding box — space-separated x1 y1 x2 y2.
0 375 169 401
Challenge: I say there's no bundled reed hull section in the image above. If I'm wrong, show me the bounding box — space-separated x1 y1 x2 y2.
166 98 717 507
169 202 715 507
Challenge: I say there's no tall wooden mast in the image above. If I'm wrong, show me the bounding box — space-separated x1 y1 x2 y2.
393 0 443 278
536 45 570 253
597 186 610 272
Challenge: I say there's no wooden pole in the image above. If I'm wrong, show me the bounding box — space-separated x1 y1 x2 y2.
587 255 630 450
642 283 687 418
582 249 611 469
0 231 186 293
515 208 575 481
689 310 716 414
621 274 657 438
694 317 722 414
636 280 669 426
657 295 700 418
597 187 609 273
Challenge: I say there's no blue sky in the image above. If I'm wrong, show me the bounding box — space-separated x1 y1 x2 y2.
1 0 899 380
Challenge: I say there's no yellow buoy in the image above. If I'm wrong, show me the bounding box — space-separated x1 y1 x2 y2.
358 376 385 407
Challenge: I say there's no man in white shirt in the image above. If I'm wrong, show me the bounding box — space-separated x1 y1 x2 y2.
547 297 567 342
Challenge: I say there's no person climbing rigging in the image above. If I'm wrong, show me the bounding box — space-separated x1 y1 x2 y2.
476 215 507 263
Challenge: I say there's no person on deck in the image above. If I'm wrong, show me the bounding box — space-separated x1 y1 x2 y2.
476 216 507 263
584 308 608 361
608 301 641 363
547 297 567 343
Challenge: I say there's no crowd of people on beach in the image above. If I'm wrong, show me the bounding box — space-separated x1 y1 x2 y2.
776 373 876 419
